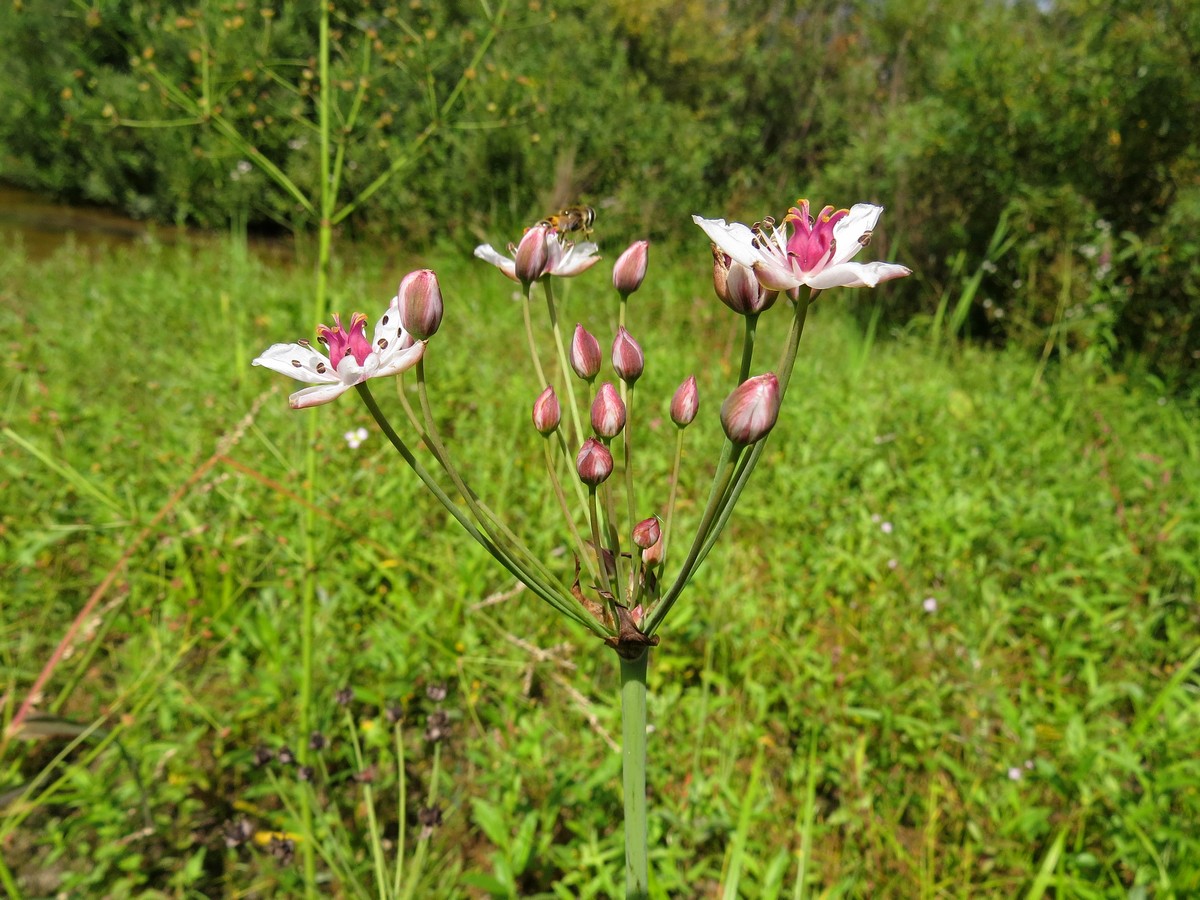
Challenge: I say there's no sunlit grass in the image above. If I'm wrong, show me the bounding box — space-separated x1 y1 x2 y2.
2 236 1197 897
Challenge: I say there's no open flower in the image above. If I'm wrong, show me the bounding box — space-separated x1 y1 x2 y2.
474 228 601 283
694 200 911 292
253 300 426 409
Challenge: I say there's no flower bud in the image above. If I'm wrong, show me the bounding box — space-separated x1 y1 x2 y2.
570 324 602 381
670 375 699 428
632 517 661 551
514 224 550 284
611 327 644 385
397 269 443 340
720 373 780 445
591 382 626 438
641 533 664 567
712 245 777 315
531 386 560 436
576 438 613 486
612 240 649 296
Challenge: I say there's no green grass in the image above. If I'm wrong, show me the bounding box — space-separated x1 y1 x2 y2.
1 233 1197 897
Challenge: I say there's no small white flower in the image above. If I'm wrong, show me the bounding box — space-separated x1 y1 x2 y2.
344 427 369 449
923 597 938 613
1007 767 1023 781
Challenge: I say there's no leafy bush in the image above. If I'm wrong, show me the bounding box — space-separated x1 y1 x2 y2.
2 0 1199 383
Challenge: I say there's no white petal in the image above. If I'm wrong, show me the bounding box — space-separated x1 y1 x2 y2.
375 338 426 378
372 302 410 362
253 342 339 384
549 241 601 276
692 216 761 269
752 258 803 292
289 382 354 408
829 204 885 267
473 244 519 281
806 261 912 290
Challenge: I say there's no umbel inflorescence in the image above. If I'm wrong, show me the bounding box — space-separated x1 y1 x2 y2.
254 199 910 652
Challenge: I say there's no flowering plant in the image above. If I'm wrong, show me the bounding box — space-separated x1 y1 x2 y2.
254 199 909 896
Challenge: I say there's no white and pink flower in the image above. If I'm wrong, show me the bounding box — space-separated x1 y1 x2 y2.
253 299 426 409
694 200 911 292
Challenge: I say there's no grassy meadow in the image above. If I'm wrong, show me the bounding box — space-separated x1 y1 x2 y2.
1 233 1198 897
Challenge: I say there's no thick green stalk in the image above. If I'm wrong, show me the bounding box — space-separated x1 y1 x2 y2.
620 650 650 900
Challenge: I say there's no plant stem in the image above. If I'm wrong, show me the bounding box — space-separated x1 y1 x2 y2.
542 277 585 446
414 360 561 590
620 381 637 540
662 428 684 562
587 487 614 601
521 285 550 389
357 383 607 635
739 312 759 382
298 9 334 892
620 649 650 900
543 440 599 583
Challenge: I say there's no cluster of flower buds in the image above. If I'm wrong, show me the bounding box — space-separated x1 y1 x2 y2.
254 195 909 649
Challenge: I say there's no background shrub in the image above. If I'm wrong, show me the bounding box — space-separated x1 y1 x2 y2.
1 0 1197 384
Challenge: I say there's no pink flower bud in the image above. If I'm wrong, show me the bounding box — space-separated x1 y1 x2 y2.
720 373 780 445
531 386 560 436
670 375 699 428
712 245 776 315
632 517 661 551
591 382 626 438
570 324 602 381
611 327 644 385
397 269 443 340
612 240 649 296
514 224 550 284
576 438 613 486
641 533 664 567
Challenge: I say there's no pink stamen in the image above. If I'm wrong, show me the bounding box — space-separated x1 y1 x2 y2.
316 313 372 368
784 200 847 274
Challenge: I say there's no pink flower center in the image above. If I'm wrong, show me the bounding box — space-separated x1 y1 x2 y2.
316 313 372 369
784 200 847 274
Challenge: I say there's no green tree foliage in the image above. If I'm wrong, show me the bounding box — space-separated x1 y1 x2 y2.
1 0 1197 381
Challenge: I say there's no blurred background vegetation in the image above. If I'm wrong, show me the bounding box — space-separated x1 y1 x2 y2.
1 0 1198 386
